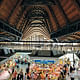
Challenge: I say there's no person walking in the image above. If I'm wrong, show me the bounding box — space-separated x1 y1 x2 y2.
12 67 14 74
31 72 34 80
45 74 48 80
24 73 27 80
70 70 75 80
12 70 17 80
17 73 20 80
27 72 31 80
26 67 29 74
20 69 23 80
36 73 41 80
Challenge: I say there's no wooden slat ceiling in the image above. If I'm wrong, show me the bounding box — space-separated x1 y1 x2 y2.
0 0 80 42
58 32 80 42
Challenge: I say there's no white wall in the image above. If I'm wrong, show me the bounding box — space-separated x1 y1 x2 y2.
59 53 79 67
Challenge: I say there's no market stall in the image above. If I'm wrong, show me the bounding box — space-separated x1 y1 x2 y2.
30 59 65 80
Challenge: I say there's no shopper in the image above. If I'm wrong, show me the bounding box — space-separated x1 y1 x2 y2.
17 73 20 80
63 67 66 76
0 66 2 73
20 69 23 80
24 73 27 80
58 72 63 80
18 59 19 63
60 70 64 80
36 73 41 80
70 65 73 73
73 65 75 71
45 74 48 80
31 72 34 80
25 59 27 64
26 66 29 74
28 62 30 67
12 67 14 74
40 72 45 79
17 64 19 68
70 70 75 80
12 70 17 80
27 72 31 80
34 72 38 80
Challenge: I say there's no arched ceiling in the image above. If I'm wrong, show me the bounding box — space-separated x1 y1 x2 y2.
0 0 80 42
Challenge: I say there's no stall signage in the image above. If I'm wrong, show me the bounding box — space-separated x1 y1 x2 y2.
34 60 55 64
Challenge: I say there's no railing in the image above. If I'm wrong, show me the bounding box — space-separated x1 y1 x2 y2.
0 42 80 51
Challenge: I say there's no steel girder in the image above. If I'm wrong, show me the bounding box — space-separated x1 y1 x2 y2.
21 0 56 6
0 36 12 41
63 39 80 43
0 34 19 41
0 20 22 41
51 20 80 40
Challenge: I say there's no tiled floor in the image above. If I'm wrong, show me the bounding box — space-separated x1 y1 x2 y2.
66 75 79 80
